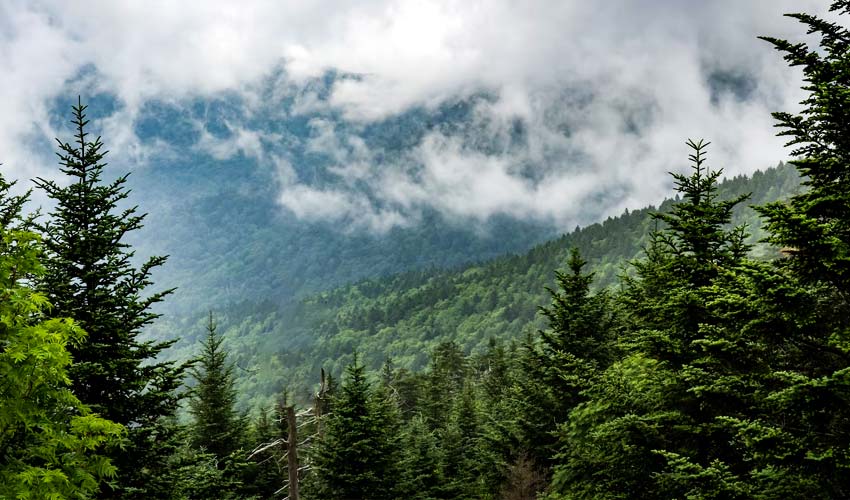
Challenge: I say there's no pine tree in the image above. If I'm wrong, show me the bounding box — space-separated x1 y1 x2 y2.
307 355 402 500
439 382 485 499
188 312 242 461
746 3 850 495
622 139 750 365
398 415 442 500
421 341 468 430
0 170 124 498
547 354 678 499
34 99 187 498
549 141 757 499
759 2 850 295
492 247 620 492
527 248 617 459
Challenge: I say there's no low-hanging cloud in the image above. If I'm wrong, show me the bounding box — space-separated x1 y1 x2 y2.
0 0 833 232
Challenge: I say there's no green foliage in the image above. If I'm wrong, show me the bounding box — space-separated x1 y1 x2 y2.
518 247 619 470
169 438 244 500
622 139 751 364
34 99 188 498
154 161 802 413
550 140 768 499
439 382 485 499
653 139 751 282
750 4 850 495
13 5 849 496
189 312 242 461
548 354 679 499
0 171 123 499
306 355 403 500
398 415 442 500
759 1 850 293
421 341 469 429
241 407 286 499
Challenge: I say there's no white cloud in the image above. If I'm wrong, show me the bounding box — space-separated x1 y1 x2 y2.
197 125 273 162
0 0 835 231
278 184 409 233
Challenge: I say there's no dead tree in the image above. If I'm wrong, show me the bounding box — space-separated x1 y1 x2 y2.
283 405 299 500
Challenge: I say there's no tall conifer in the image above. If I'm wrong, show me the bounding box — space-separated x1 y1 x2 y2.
307 355 402 500
549 141 756 498
752 3 850 495
188 312 242 460
35 99 186 498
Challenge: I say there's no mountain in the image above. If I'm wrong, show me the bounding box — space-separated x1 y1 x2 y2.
104 87 561 315
147 162 802 411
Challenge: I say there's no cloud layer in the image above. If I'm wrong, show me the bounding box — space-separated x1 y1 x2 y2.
0 0 832 231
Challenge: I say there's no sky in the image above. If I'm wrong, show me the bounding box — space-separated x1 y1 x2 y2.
0 0 833 232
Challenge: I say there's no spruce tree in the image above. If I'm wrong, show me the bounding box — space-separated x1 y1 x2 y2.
549 141 756 499
749 3 850 495
519 248 617 470
421 341 468 430
188 312 242 461
439 382 484 499
759 2 850 294
34 99 187 498
243 407 286 499
307 355 402 500
398 415 442 500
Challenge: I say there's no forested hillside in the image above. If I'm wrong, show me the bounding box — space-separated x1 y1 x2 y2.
117 91 558 315
154 161 802 410
7 2 850 499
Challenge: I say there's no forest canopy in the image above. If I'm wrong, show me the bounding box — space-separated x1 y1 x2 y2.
3 2 850 499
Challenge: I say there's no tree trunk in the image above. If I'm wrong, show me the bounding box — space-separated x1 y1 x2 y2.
286 405 299 500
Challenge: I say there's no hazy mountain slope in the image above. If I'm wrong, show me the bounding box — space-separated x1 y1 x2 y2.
150 162 801 410
106 89 561 315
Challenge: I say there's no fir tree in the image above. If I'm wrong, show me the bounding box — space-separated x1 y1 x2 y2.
243 407 286 499
549 141 756 499
398 415 442 500
509 248 618 480
34 99 187 498
622 139 750 366
759 2 850 295
307 355 402 500
439 382 484 499
749 3 850 495
422 341 468 430
188 312 242 461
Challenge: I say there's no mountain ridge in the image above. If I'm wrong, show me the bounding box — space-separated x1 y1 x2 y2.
147 161 802 411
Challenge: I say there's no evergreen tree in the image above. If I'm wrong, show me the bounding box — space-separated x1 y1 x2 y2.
548 354 678 499
549 140 756 499
759 2 850 295
439 382 484 499
0 171 124 498
183 312 251 498
478 337 512 404
307 355 402 500
622 139 750 365
34 99 187 498
748 3 850 495
241 406 286 499
477 340 528 495
398 415 442 500
188 312 242 461
518 248 618 471
422 341 468 430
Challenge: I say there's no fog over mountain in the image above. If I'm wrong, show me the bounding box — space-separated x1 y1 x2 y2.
0 1 827 308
